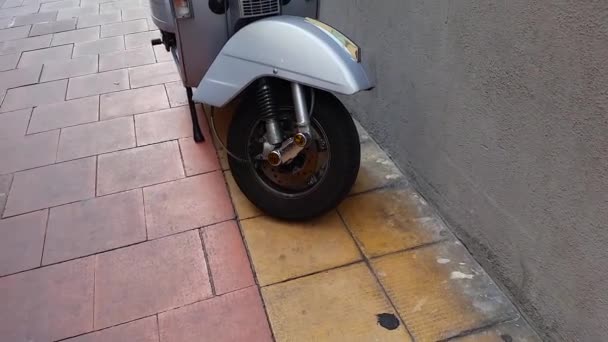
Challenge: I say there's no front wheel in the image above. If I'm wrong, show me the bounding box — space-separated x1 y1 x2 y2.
227 88 360 220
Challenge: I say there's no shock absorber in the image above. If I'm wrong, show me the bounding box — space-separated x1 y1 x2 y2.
256 78 282 145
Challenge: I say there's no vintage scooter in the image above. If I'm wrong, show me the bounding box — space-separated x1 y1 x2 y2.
149 0 374 220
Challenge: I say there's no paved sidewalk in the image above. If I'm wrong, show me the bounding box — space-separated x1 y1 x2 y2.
0 1 540 341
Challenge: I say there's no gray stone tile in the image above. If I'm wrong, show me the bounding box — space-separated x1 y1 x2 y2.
72 35 124 57
4 157 96 217
0 34 51 55
124 29 159 49
129 61 179 88
99 46 155 71
17 44 73 68
67 69 129 99
121 7 149 21
28 95 99 133
56 6 98 20
101 18 148 38
100 84 169 120
1 79 67 112
51 26 99 46
0 18 11 30
39 0 79 11
76 11 121 29
11 11 57 26
41 54 98 82
0 52 19 71
0 130 59 175
57 116 135 161
29 18 76 36
0 108 31 138
0 25 30 42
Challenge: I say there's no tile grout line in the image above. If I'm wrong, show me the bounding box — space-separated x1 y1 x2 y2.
38 208 50 266
198 229 216 296
92 254 97 330
155 314 161 342
141 188 148 240
94 154 98 196
336 209 417 341
440 316 524 342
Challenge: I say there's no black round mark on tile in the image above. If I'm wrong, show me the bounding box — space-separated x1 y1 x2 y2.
377 313 400 330
500 334 513 342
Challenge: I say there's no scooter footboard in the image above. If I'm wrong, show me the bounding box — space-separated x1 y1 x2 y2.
192 16 374 107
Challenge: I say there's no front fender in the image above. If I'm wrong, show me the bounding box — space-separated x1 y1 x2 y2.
192 16 374 107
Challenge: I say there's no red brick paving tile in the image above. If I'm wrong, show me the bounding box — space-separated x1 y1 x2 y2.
12 11 58 26
0 108 31 138
101 18 148 38
56 6 99 21
30 18 77 36
0 79 67 113
0 130 59 175
99 46 156 72
164 81 187 107
76 12 121 29
64 316 159 342
0 53 19 71
159 286 273 342
134 106 192 146
178 136 220 176
0 35 51 56
97 141 184 196
0 65 41 92
0 210 47 276
28 95 99 134
57 116 136 162
0 257 94 342
40 0 80 11
40 54 99 82
129 61 179 88
4 157 96 217
201 221 255 295
143 172 234 239
43 189 146 265
0 26 30 43
94 230 212 329
51 26 99 46
124 30 159 49
17 44 73 68
100 84 169 120
67 69 129 99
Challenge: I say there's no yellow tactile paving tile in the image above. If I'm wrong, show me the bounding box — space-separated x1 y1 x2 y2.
351 140 405 194
224 171 263 220
262 262 412 342
371 241 518 341
240 211 361 286
339 188 448 257
452 318 541 342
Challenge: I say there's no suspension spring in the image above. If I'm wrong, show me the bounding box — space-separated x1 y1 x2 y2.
256 79 283 145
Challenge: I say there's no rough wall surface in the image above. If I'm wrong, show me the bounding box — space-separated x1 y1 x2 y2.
319 1 608 340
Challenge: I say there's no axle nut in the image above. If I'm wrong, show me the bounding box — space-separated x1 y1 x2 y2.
268 151 281 166
294 133 308 147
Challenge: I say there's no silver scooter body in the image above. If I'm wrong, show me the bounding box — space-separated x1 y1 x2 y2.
149 0 374 102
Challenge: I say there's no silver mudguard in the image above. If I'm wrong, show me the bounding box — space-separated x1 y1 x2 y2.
192 16 374 107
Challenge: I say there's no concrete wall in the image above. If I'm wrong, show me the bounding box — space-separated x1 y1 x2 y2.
320 1 608 340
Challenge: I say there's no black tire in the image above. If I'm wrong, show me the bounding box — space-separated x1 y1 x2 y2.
227 86 360 220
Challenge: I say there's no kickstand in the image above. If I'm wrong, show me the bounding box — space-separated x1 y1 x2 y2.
186 86 205 143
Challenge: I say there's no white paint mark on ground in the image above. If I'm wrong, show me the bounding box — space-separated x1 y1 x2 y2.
451 271 474 280
437 258 451 264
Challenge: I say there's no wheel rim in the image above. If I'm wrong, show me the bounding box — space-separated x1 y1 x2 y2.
247 110 331 197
